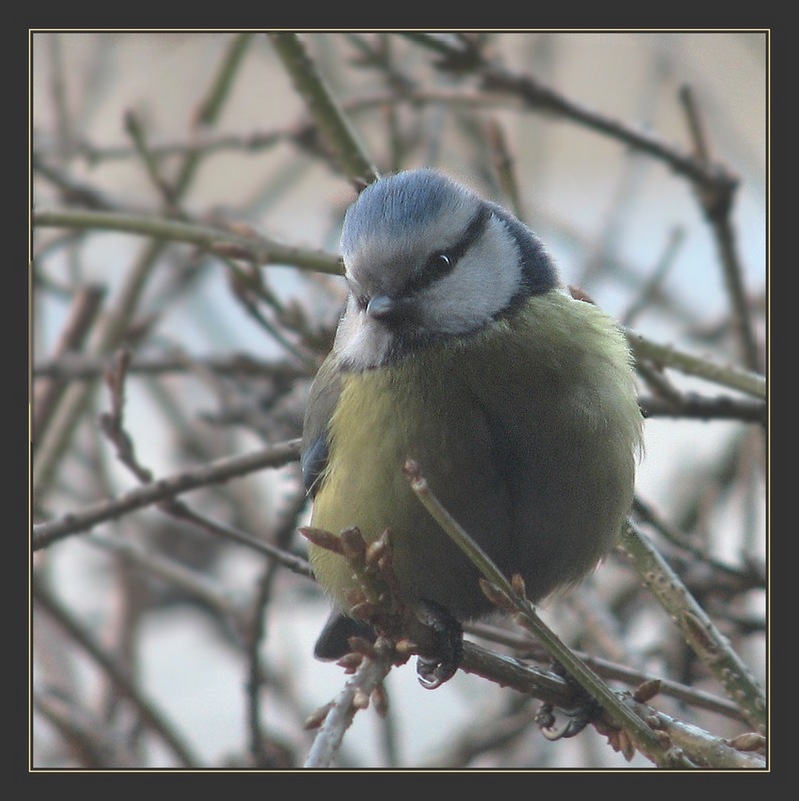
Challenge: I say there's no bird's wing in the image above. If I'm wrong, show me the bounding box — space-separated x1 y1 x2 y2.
301 355 344 497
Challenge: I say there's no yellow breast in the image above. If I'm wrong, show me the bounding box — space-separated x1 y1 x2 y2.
308 291 642 619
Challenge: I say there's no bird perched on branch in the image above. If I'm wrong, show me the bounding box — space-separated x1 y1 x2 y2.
301 167 643 688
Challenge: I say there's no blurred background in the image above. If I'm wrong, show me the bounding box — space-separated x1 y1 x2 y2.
31 31 767 769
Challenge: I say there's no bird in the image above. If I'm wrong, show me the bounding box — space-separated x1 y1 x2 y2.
301 167 643 688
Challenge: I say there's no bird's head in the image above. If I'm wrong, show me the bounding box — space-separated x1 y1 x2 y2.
334 168 559 370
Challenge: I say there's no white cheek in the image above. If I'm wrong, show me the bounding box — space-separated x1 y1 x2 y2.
421 219 522 332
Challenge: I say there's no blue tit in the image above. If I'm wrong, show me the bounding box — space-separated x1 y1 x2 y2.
301 167 643 683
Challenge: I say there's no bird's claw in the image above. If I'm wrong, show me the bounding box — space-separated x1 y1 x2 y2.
535 697 599 740
416 656 458 689
414 599 463 689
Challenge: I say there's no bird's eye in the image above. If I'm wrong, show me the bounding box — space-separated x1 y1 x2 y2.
426 252 454 279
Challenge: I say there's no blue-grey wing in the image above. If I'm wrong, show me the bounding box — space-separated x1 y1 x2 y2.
301 434 329 496
301 354 344 497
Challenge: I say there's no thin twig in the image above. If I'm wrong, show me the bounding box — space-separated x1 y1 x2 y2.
33 33 257 502
627 329 766 398
679 84 761 373
33 351 313 382
32 284 105 442
267 32 379 188
304 641 394 768
465 621 752 725
32 439 303 550
89 534 252 635
638 393 766 425
403 460 694 768
403 33 740 194
33 208 342 275
32 580 203 768
124 110 181 211
617 521 767 734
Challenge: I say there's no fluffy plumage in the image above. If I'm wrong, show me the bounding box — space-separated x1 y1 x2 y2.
302 168 643 665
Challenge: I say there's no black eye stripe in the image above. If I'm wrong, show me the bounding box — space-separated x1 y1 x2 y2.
402 204 491 296
447 204 491 263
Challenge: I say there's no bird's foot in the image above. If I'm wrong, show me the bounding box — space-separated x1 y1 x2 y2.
414 599 464 689
535 662 600 740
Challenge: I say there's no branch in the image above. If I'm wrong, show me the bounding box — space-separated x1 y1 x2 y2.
465 620 752 726
34 87 514 169
267 32 379 188
638 393 766 425
679 84 761 373
617 521 767 734
33 351 313 382
88 534 253 639
304 639 394 768
32 439 303 550
627 329 766 399
33 208 342 275
301 489 765 769
33 285 106 442
32 34 259 503
402 33 739 195
402 460 694 768
33 579 203 768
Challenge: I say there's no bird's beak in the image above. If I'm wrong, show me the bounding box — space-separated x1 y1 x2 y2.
366 294 399 320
